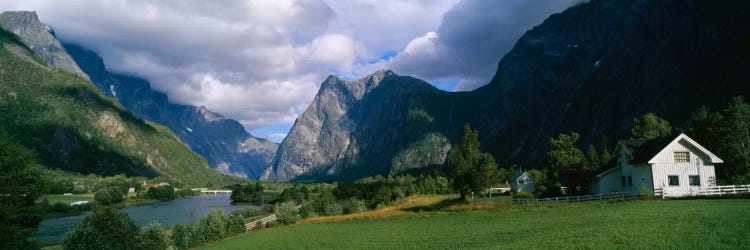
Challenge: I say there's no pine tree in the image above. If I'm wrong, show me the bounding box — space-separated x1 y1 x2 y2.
631 113 672 139
446 124 497 200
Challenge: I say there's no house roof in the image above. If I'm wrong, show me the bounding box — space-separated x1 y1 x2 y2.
511 172 532 181
615 133 723 165
646 133 723 164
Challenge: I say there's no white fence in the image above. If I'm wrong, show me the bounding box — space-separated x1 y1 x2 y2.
511 191 640 204
654 184 750 198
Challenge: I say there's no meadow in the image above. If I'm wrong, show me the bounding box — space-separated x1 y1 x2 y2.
202 198 750 249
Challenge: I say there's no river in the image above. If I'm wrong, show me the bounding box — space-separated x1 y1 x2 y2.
32 195 260 245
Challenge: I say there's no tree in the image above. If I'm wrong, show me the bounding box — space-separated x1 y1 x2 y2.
136 222 168 250
95 187 124 205
547 133 595 195
63 206 138 250
717 97 750 183
0 133 43 250
275 201 301 224
631 113 672 139
446 124 498 200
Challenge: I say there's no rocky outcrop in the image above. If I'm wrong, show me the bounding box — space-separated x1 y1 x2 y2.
262 70 396 180
263 0 750 181
0 11 88 79
63 44 277 179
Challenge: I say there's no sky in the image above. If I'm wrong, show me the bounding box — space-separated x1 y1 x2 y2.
0 0 581 142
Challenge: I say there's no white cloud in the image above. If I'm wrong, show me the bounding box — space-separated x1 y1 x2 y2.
0 0 582 137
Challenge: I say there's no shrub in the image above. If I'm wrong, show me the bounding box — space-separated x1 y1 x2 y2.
230 208 262 219
342 198 368 214
200 210 229 242
136 222 168 250
94 187 124 205
639 187 655 200
227 214 246 235
275 201 301 224
63 206 138 250
513 192 535 199
145 186 175 201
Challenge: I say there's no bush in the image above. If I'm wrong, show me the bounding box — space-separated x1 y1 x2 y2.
513 192 535 199
136 222 168 250
639 187 655 200
171 210 247 249
227 214 246 235
230 208 262 219
275 201 301 224
341 198 368 214
94 187 124 205
63 206 138 250
200 210 229 242
145 186 175 201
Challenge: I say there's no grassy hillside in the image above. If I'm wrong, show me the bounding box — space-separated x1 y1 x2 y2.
0 32 242 188
203 199 750 249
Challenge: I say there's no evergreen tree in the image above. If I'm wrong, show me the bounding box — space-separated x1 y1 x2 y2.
446 124 497 200
717 97 750 183
547 133 595 195
631 113 672 139
0 132 43 250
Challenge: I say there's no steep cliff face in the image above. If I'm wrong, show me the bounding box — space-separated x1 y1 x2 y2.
262 70 395 180
0 11 88 79
263 0 750 181
63 44 277 179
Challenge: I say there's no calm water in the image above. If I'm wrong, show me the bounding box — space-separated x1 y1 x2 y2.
32 195 259 245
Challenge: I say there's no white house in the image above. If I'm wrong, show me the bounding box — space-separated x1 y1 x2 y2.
590 133 723 197
511 172 536 193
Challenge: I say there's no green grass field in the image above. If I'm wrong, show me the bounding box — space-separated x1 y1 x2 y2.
38 194 94 204
202 199 750 249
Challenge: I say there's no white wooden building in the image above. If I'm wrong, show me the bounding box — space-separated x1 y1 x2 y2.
590 133 723 197
511 172 535 193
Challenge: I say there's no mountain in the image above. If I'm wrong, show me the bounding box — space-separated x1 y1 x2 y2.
263 0 750 181
0 11 88 80
62 44 277 179
0 12 241 187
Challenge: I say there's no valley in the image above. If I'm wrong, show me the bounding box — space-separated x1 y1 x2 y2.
0 0 749 249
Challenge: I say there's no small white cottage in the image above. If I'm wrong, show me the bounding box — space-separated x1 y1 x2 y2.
511 172 536 193
590 133 723 197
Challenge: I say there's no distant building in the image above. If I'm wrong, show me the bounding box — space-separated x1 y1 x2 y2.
128 186 136 193
590 133 723 197
510 172 535 193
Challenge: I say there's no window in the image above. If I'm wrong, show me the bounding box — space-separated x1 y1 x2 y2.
627 176 633 186
668 175 680 186
621 176 626 186
689 175 700 186
674 151 690 162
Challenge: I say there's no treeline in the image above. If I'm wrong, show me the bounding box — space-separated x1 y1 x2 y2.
62 205 257 250
229 182 269 204
333 174 452 207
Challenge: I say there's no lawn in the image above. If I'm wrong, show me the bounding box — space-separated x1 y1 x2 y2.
202 199 750 249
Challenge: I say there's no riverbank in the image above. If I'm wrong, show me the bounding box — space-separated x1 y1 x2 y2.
37 193 161 219
32 194 259 245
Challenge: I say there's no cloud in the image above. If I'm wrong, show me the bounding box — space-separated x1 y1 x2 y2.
0 0 582 137
372 0 583 91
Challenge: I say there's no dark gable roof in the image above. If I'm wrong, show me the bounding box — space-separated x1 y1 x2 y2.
511 172 529 180
623 137 674 164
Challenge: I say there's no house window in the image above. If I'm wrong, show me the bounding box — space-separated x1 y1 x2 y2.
668 175 680 186
674 151 690 162
621 176 626 186
689 175 700 186
627 176 633 186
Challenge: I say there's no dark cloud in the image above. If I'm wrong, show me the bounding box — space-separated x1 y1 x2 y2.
380 0 583 91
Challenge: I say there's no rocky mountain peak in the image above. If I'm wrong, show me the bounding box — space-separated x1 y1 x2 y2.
0 11 89 80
